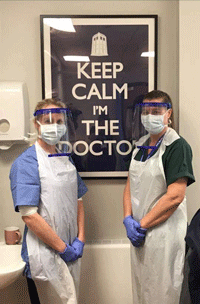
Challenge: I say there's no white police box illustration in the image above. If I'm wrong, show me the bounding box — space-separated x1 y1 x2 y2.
91 32 108 57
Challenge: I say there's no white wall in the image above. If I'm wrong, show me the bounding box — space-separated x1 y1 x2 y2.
0 0 179 242
179 1 200 221
0 1 179 303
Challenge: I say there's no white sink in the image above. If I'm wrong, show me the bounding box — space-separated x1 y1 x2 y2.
0 242 26 289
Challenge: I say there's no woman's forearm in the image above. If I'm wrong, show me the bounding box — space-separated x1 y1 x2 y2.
140 178 187 229
123 176 132 218
77 199 85 243
140 204 179 228
22 213 66 253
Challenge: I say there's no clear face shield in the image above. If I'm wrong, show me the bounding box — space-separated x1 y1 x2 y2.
131 102 172 161
132 101 172 144
34 108 75 155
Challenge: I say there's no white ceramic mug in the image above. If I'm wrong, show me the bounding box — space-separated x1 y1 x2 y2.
4 226 21 245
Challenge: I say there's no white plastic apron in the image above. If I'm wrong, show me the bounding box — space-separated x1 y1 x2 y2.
129 128 187 304
26 142 80 304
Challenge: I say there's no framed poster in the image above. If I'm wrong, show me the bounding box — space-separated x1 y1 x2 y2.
40 15 158 178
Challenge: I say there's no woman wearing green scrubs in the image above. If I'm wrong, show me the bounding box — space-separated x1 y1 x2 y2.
123 90 195 304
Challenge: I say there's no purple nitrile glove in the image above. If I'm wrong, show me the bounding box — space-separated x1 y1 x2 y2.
123 215 147 247
59 237 85 263
71 237 85 258
59 244 77 263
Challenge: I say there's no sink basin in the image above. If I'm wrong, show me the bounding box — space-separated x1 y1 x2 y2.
0 242 25 289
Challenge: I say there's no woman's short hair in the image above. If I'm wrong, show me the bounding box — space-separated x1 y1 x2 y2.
34 98 66 113
33 98 66 122
143 90 172 106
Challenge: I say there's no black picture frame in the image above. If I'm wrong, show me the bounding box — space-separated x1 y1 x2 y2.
40 15 158 178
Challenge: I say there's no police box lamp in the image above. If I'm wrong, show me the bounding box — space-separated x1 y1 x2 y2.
0 82 30 150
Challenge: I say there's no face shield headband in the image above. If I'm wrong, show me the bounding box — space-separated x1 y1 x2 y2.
33 108 71 118
139 102 172 112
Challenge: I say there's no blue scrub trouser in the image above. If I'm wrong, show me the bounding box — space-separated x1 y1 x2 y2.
26 278 41 304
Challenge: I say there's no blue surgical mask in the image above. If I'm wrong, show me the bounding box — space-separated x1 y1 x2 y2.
141 113 167 135
37 121 66 145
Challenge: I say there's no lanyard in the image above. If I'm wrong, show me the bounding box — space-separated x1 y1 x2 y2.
137 132 166 162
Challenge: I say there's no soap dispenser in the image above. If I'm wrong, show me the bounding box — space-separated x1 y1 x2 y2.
0 82 30 150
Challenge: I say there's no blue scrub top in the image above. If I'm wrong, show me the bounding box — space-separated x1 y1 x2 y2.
10 144 88 212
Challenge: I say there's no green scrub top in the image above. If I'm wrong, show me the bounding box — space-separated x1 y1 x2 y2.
133 136 195 187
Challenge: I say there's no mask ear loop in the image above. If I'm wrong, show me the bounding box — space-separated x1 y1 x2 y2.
166 108 172 126
36 120 42 139
163 109 171 128
21 117 39 143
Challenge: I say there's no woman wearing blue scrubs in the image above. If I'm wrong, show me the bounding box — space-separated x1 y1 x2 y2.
10 98 88 304
123 90 195 304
